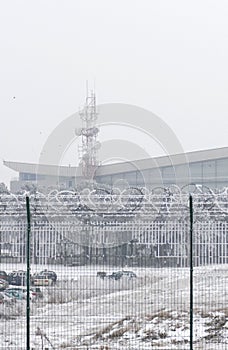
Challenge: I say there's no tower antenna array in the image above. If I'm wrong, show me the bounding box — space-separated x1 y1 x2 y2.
76 88 100 180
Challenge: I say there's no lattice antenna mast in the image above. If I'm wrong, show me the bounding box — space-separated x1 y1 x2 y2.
77 89 100 180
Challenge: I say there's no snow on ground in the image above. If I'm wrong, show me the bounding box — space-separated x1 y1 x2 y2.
0 263 227 349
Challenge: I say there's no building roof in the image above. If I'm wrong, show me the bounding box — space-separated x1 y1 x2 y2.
3 161 78 177
96 146 228 175
3 146 228 177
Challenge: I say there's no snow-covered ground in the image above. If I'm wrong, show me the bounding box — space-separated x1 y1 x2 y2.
0 263 227 349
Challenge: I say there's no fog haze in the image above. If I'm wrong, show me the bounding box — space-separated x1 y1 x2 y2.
0 0 228 185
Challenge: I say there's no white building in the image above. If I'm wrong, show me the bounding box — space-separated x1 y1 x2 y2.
4 146 228 192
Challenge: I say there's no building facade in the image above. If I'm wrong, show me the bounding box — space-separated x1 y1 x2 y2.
4 146 228 192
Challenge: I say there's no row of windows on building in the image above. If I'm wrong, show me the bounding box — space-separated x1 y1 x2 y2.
18 158 228 189
96 158 228 189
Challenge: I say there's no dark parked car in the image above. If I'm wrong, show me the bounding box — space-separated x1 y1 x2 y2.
8 271 28 286
106 270 137 280
97 271 107 279
0 271 8 281
108 271 123 280
97 270 137 281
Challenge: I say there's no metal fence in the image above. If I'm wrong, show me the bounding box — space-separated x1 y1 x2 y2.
1 220 228 267
0 188 227 349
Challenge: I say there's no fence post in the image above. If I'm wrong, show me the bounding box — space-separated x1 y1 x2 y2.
189 194 193 350
26 196 31 350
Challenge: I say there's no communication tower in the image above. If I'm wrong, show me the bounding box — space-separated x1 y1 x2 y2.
75 90 100 180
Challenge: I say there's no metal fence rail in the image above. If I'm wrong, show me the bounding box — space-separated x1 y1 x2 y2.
0 219 228 268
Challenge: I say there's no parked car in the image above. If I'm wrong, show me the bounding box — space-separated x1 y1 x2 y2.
0 271 8 281
100 270 137 281
107 271 123 280
122 270 137 278
0 278 9 291
5 287 43 301
97 271 107 279
8 271 27 286
4 289 24 300
33 270 57 283
40 270 57 282
33 275 53 286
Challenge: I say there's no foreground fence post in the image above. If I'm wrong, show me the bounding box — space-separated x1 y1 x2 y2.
189 194 193 350
26 196 31 350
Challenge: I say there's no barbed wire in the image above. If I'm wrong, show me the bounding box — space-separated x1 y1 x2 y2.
0 184 228 248
0 184 228 221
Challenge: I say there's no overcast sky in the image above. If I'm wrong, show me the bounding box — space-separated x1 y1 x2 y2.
1 0 228 186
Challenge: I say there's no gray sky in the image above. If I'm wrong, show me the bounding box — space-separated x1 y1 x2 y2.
1 0 228 186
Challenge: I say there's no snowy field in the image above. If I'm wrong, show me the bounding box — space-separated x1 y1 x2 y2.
0 263 227 349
